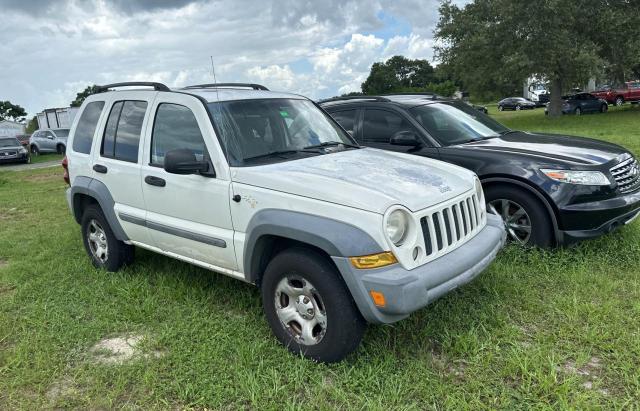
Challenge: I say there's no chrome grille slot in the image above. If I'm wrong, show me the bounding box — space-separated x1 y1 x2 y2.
611 156 640 194
418 191 486 264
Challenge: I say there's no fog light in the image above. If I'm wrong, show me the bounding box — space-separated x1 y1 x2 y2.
369 290 386 307
350 252 397 269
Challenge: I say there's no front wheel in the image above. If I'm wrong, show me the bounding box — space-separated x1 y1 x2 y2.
615 97 624 106
485 185 553 247
81 204 134 271
498 105 504 111
30 145 39 156
575 107 582 115
515 105 521 111
261 248 366 363
600 104 608 113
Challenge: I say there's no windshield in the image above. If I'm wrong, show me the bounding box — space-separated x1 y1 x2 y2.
0 138 20 147
53 129 69 137
409 102 509 146
208 99 356 166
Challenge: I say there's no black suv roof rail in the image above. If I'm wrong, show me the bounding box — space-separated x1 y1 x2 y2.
97 82 171 92
318 95 391 104
183 83 269 91
382 92 444 100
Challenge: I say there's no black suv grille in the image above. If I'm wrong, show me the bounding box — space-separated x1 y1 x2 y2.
611 156 640 194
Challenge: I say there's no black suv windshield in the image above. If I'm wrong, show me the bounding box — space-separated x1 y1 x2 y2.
409 102 509 146
207 99 357 166
0 138 20 147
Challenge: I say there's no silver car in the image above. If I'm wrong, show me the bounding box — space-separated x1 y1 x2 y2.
29 128 70 155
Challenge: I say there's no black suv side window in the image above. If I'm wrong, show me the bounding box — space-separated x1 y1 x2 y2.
362 109 415 144
330 109 357 136
73 101 105 154
151 103 208 167
101 100 147 163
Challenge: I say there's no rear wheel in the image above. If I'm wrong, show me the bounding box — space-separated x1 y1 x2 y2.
575 107 582 115
261 247 366 363
56 144 66 155
81 204 134 271
615 96 624 106
485 185 553 248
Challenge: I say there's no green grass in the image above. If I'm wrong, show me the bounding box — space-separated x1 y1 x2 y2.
1 108 640 409
30 153 64 165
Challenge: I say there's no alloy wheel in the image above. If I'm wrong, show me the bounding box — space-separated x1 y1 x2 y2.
274 276 327 346
488 199 532 244
616 97 623 106
87 219 109 263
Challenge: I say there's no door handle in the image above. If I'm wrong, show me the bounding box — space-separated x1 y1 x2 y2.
145 175 166 187
93 164 108 174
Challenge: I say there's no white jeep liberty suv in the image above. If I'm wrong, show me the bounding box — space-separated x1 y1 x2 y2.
63 82 506 362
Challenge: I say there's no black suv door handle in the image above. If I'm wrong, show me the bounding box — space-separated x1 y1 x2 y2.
145 175 166 187
93 164 108 174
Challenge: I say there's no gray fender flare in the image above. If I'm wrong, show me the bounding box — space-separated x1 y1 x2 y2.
243 209 383 283
69 176 129 241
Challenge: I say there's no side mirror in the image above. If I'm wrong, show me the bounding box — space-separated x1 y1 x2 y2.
164 149 212 176
390 131 421 147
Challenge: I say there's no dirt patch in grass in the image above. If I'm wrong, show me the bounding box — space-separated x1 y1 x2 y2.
0 258 7 269
0 284 16 297
0 207 28 221
46 377 79 402
19 172 62 183
558 357 609 395
89 334 164 364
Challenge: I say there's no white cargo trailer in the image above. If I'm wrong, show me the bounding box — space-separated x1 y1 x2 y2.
36 107 79 129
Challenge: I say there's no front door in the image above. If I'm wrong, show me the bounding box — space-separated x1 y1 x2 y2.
140 93 238 271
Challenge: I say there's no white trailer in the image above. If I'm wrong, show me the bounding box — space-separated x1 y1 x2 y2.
523 77 549 105
36 107 79 129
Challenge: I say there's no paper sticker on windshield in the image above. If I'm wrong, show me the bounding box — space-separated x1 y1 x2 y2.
279 110 289 117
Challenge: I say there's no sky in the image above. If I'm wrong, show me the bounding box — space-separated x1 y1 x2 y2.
0 0 467 116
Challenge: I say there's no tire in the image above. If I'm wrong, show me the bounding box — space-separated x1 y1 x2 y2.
600 104 608 113
81 204 134 271
515 105 521 111
261 247 366 363
498 105 504 111
615 96 624 106
24 156 31 164
30 145 39 156
575 107 582 115
56 144 66 155
485 185 553 248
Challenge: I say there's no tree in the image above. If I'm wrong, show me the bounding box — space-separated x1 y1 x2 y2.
434 0 637 116
25 116 39 134
361 56 437 94
0 101 27 122
70 85 102 107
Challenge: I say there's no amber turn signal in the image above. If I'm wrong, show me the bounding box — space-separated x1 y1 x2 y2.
369 290 386 307
349 252 397 269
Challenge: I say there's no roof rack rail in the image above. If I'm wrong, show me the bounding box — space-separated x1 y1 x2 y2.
317 95 391 104
381 92 444 99
183 83 269 91
97 82 171 92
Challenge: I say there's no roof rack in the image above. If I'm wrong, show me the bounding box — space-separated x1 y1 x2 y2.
183 83 269 91
97 82 171 92
381 92 444 100
317 95 391 104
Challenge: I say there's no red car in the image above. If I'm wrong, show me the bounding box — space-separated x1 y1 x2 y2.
592 81 640 106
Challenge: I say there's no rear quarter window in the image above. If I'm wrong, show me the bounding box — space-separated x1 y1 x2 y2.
72 101 105 154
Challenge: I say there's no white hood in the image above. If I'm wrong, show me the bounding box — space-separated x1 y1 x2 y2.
231 148 475 214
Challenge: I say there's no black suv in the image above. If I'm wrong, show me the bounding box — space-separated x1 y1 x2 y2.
320 94 640 247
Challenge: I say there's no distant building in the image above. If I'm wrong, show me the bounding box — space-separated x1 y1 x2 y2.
37 107 79 129
0 120 26 138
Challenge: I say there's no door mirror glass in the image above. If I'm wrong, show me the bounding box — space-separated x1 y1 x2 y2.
164 148 211 175
390 130 421 146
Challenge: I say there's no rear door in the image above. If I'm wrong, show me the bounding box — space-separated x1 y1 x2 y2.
90 92 154 245
139 93 238 271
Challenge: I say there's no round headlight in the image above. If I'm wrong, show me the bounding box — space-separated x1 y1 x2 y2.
386 209 409 246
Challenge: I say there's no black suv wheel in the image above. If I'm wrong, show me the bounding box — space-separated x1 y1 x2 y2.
261 247 365 363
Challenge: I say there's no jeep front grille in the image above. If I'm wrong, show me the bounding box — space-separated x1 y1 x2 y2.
419 191 485 261
611 156 640 194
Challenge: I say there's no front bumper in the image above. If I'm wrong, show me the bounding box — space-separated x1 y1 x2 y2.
332 213 506 324
0 152 29 163
557 189 640 244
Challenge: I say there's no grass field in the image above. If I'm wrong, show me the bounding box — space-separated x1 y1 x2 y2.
1 106 639 409
30 153 64 165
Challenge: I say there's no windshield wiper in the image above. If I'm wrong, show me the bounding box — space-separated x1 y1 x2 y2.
304 141 360 150
499 130 519 136
243 149 323 162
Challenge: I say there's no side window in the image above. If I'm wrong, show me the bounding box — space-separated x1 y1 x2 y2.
101 100 147 163
362 109 415 143
151 103 208 167
43 131 54 139
330 109 357 136
72 101 105 154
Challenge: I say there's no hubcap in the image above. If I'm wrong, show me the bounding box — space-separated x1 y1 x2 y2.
488 199 532 244
87 219 109 263
274 276 327 345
